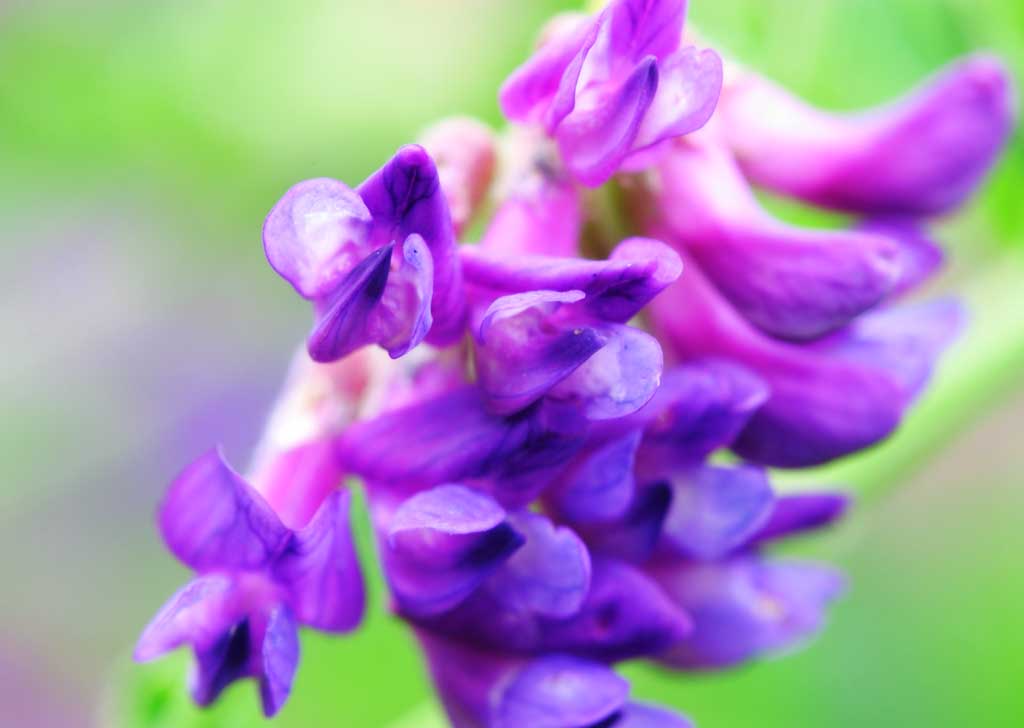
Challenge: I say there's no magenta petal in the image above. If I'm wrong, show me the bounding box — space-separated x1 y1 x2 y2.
273 491 364 632
722 54 1017 216
158 449 289 572
858 218 945 299
656 141 902 340
495 511 591 618
357 144 464 345
386 485 524 617
605 0 687 63
548 323 663 420
558 56 659 186
134 575 241 661
494 656 629 728
661 465 774 560
752 492 850 545
259 606 300 717
262 178 373 300
632 46 722 152
307 243 392 362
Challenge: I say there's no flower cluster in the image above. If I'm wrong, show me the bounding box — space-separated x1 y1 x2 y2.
135 0 1015 725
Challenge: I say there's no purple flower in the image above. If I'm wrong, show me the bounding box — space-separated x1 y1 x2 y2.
501 0 722 185
135 449 363 716
263 146 465 362
719 54 1017 216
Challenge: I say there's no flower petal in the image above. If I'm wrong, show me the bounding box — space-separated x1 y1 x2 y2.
660 465 775 560
419 117 497 236
190 617 254 708
357 144 465 344
615 702 695 728
654 140 902 340
273 490 364 632
858 217 945 299
259 606 300 717
386 485 524 617
492 511 591 619
721 54 1017 215
655 557 845 670
158 449 289 572
463 237 682 323
547 323 663 420
134 575 242 661
582 482 672 563
558 56 659 186
548 430 642 524
632 46 722 152
476 291 605 415
494 655 629 728
307 243 393 363
262 178 373 300
752 492 850 545
604 0 687 63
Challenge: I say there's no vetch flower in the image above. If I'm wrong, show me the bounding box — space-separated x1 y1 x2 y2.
501 0 722 185
263 145 465 362
134 449 364 715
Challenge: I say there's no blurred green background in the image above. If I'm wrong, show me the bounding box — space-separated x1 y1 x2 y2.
1 0 1021 726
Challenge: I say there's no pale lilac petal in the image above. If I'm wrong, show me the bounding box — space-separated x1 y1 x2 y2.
558 56 659 186
259 606 300 717
494 511 591 618
632 46 722 152
273 491 364 632
548 430 642 524
386 485 524 617
476 291 604 415
158 449 289 572
656 558 846 670
752 492 850 545
547 324 663 420
357 144 465 344
134 575 242 661
494 656 629 728
370 233 434 358
661 465 775 560
262 178 372 300
722 54 1017 215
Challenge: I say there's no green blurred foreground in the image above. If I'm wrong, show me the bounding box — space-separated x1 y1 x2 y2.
0 1 1020 726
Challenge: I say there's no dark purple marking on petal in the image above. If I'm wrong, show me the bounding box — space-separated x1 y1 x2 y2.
582 482 672 563
751 492 850 545
259 606 300 717
357 144 464 344
306 244 393 363
158 449 289 573
273 490 364 632
190 617 254 708
493 655 629 728
558 56 659 186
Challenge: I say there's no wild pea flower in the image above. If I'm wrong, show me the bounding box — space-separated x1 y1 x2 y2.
136 0 1015 723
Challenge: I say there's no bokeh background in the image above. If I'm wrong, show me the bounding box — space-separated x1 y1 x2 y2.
1 0 1021 726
